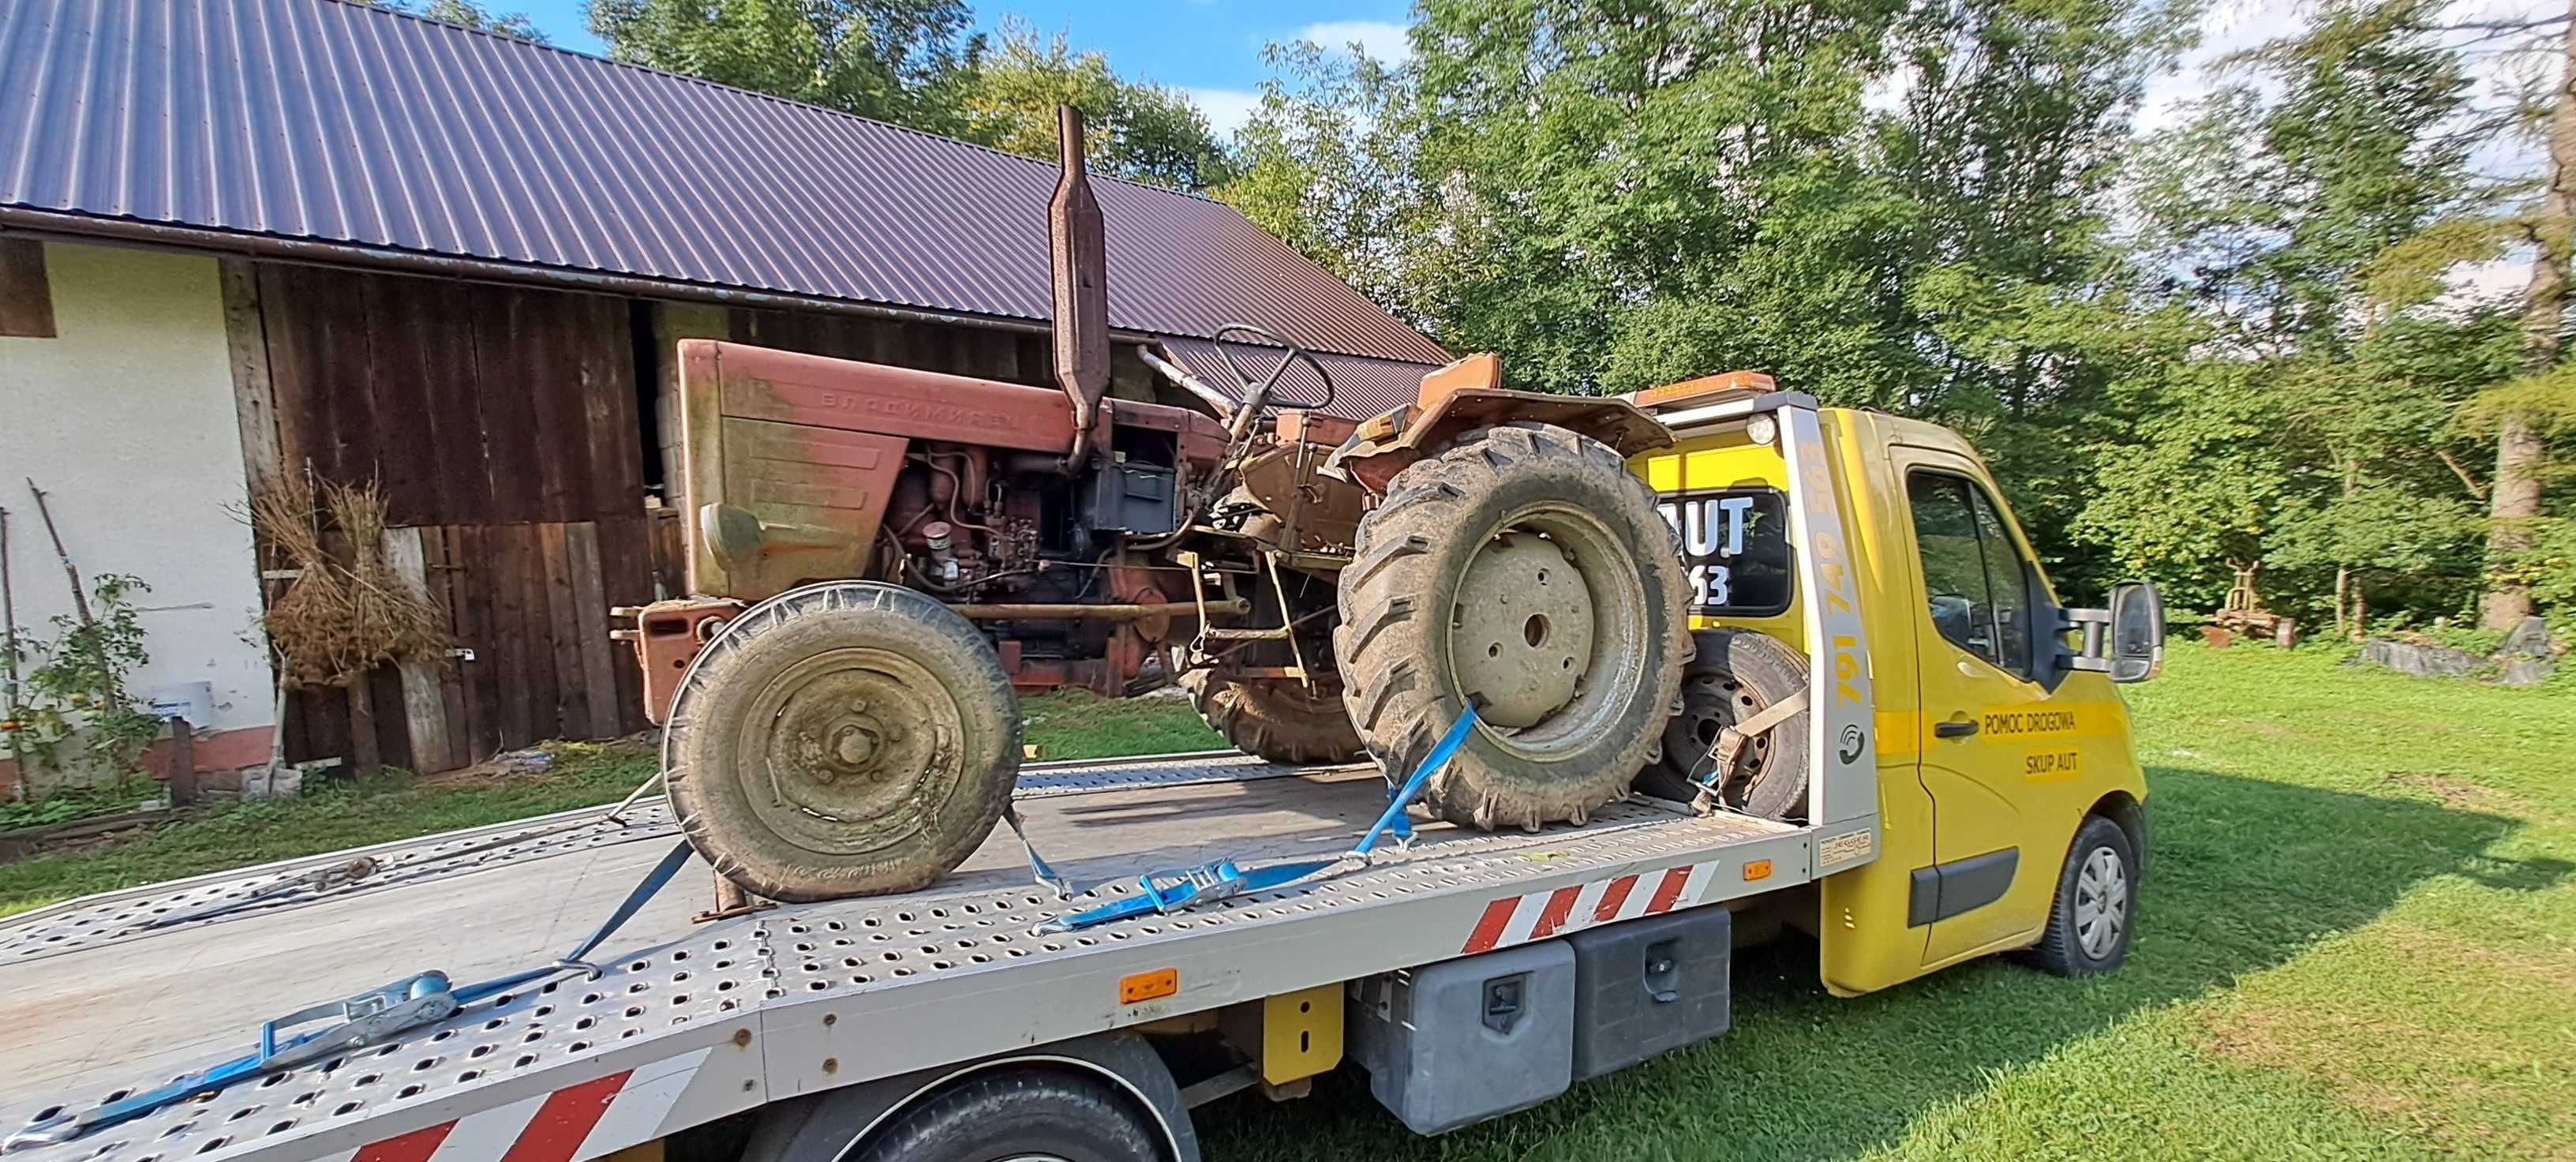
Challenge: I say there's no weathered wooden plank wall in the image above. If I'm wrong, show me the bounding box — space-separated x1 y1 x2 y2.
268 516 661 770
234 266 1078 774
731 308 1049 387
244 263 657 771
260 264 644 527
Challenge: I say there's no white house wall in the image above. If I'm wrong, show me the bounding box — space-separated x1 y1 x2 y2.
0 242 272 783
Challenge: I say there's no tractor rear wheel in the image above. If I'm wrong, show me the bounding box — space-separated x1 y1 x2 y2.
1182 671 1365 765
664 581 1018 902
1335 423 1689 830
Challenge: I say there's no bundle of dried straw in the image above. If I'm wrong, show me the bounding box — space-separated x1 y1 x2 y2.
252 475 448 689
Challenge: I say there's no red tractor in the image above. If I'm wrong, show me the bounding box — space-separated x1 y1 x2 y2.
624 111 1694 901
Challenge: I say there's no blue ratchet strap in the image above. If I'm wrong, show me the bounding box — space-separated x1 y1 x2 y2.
448 838 699 1003
1350 704 1478 861
6 841 698 1152
1029 858 1323 934
1035 706 1479 934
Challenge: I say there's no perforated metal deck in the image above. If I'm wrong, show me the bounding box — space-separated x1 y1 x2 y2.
0 752 1311 964
0 753 1821 1162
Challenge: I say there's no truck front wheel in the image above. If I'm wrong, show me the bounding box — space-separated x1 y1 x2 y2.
2019 815 2138 976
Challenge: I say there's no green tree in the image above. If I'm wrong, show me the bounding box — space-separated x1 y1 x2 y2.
1219 41 1426 315
2098 0 2507 626
1394 0 1915 397
586 0 979 133
586 6 1230 190
1226 0 2186 592
956 20 1234 190
372 0 549 42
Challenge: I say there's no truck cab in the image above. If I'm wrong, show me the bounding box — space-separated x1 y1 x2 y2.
1631 385 2161 997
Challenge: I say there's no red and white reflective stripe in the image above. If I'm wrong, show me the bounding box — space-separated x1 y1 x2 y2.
1462 861 1720 954
335 1050 710 1162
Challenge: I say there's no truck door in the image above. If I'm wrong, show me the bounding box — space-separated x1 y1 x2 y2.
1894 451 2072 965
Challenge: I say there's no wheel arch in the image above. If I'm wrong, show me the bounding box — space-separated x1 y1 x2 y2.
739 1032 1198 1162
2085 789 2149 884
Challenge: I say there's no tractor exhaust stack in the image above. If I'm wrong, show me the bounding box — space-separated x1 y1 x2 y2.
1049 104 1111 470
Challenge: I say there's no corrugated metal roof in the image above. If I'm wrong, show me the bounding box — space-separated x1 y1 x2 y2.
1159 337 1434 421
0 0 1452 365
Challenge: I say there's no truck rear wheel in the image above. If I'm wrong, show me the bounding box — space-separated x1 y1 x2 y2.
1335 423 1688 830
664 581 1018 902
1181 671 1364 764
843 1067 1164 1162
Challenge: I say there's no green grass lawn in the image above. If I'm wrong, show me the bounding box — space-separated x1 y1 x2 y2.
1196 647 2576 1160
2 650 2567 1158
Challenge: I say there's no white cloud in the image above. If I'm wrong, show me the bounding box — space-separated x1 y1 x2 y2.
1185 87 1264 139
1297 19 1411 62
2446 253 2535 306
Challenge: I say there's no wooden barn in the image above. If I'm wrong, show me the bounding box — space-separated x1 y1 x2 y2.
0 0 1449 785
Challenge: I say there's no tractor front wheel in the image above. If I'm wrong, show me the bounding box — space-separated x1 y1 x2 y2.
1335 423 1688 830
663 582 1018 901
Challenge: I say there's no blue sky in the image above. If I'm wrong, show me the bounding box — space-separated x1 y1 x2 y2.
505 0 1413 137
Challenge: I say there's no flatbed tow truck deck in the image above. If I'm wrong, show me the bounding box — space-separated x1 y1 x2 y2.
0 749 1810 1162
0 392 2168 1162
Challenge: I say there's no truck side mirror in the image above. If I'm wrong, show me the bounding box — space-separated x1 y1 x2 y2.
2105 581 2164 683
2057 581 2164 682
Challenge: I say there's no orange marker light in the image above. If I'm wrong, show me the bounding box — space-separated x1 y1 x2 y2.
1631 370 1777 410
1743 859 1774 882
1119 968 1180 1004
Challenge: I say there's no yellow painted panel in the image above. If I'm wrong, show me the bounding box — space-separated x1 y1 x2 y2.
1260 984 1343 1085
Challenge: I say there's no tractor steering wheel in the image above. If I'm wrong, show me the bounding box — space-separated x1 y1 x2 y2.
1211 323 1338 417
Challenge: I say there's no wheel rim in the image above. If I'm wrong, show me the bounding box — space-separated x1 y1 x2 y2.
732 646 968 857
1444 504 1649 759
1661 673 1775 804
2073 844 2129 958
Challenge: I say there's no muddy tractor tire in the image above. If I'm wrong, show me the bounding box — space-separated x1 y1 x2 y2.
663 581 1019 902
1182 672 1366 765
1335 423 1689 830
1634 628 1810 820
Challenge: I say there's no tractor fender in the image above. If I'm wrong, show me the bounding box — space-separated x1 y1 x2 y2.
1324 385 1673 493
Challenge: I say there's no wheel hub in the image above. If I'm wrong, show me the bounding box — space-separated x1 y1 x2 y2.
744 648 961 855
1662 674 1772 802
816 709 896 775
2074 845 2129 958
1450 532 1597 729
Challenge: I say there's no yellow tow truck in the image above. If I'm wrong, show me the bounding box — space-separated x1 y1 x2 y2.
1631 374 2160 995
0 372 2166 1161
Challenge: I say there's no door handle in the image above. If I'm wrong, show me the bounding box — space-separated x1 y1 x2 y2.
1934 718 1979 738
